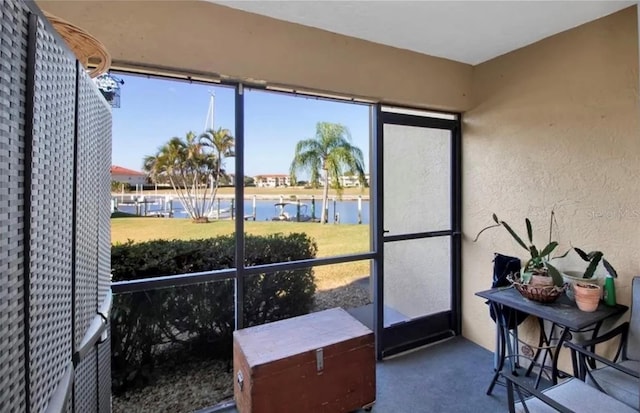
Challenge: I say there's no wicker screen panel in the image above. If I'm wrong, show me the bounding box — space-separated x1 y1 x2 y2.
77 68 111 303
28 16 76 413
74 346 98 413
97 124 111 299
75 66 100 348
97 329 111 413
76 62 112 413
0 0 28 411
97 92 111 301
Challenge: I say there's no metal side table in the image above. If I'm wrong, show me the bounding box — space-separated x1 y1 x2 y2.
476 286 628 395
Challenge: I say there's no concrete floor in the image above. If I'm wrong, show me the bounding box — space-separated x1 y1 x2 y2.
215 336 524 413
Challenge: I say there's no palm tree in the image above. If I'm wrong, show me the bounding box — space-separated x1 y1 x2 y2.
199 127 235 216
290 122 366 224
143 132 219 222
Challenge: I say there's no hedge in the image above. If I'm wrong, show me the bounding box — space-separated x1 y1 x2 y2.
111 233 317 392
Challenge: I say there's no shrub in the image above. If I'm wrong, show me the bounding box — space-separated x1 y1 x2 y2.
110 233 317 393
111 180 131 192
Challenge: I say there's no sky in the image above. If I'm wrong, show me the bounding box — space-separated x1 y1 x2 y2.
112 74 371 177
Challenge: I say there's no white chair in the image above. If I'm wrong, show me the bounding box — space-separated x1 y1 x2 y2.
576 276 640 408
503 341 638 412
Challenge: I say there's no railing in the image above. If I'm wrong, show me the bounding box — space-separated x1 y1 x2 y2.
111 252 375 294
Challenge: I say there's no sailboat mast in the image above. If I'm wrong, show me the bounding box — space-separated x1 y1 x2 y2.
204 90 215 131
203 90 217 212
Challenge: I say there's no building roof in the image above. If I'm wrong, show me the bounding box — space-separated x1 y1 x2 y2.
110 165 146 176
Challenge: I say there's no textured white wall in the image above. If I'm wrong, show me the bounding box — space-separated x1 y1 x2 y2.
463 6 640 352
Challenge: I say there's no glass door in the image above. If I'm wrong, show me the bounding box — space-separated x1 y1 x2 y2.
375 106 461 358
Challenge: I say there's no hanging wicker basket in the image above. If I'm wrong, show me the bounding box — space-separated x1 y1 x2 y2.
43 11 111 78
508 273 566 303
512 282 565 303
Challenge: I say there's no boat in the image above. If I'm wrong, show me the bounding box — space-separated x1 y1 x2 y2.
207 208 232 220
271 202 317 222
145 210 173 218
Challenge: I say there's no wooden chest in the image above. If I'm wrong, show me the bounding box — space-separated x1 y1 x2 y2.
233 307 376 413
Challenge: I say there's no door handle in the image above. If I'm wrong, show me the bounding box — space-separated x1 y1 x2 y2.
383 230 390 234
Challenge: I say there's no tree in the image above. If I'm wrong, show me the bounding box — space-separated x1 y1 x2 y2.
244 176 256 187
290 122 366 224
199 127 235 211
143 131 233 222
111 180 131 193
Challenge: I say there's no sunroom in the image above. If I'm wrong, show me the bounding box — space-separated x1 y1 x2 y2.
1 1 638 412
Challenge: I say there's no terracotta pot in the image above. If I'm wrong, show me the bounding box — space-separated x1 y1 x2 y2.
573 282 602 312
562 271 601 301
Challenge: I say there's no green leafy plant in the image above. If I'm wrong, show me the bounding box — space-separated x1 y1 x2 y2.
572 247 618 279
474 213 564 287
475 212 619 287
110 233 317 393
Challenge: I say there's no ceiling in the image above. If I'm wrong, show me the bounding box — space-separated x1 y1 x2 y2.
212 1 636 65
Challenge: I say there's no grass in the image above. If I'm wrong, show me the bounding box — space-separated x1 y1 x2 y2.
111 218 371 289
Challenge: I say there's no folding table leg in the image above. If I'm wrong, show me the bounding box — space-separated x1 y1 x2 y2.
487 302 514 395
526 318 547 377
512 327 520 369
494 316 501 371
487 325 507 395
586 321 604 369
551 326 571 385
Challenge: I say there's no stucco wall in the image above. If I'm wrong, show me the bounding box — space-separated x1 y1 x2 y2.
37 0 472 112
463 6 640 356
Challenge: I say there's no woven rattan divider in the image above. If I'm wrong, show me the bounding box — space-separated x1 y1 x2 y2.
82 65 112 303
74 61 99 400
97 333 112 412
90 58 112 412
0 2 113 411
0 0 28 411
29 15 77 413
95 76 112 413
74 61 112 412
75 349 99 412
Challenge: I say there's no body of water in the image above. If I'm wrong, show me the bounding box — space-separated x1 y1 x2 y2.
115 196 371 225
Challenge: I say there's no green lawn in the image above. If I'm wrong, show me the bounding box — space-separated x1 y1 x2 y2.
111 218 371 289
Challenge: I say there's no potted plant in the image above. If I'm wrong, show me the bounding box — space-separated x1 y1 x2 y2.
474 214 565 288
566 247 618 281
564 247 618 311
475 212 619 308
